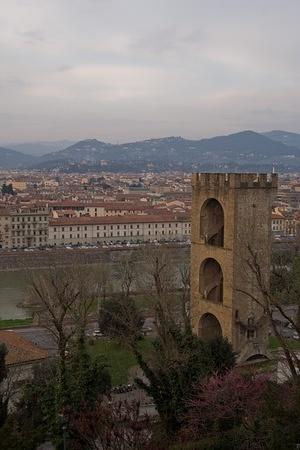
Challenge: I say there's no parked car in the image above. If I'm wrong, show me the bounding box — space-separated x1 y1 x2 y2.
93 330 104 338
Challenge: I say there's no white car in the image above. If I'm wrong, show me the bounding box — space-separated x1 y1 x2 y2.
93 330 104 338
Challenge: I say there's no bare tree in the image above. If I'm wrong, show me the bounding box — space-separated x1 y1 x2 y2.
237 244 300 380
178 262 191 334
26 259 100 403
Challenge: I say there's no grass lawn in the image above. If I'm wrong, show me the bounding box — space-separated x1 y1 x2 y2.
268 335 300 350
0 318 33 329
88 337 152 385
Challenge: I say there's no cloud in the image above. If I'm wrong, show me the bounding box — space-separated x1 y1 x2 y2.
1 0 300 142
19 29 46 45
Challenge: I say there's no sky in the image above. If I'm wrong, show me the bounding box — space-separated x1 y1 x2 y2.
1 0 300 143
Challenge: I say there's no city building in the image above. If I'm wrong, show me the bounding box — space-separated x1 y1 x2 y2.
49 214 190 246
0 206 49 249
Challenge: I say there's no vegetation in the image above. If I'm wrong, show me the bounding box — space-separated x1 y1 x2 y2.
0 344 8 428
88 337 152 385
268 335 300 350
0 318 33 329
2 248 300 449
1 183 14 196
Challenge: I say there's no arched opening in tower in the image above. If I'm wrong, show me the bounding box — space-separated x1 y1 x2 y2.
200 258 223 303
200 198 224 246
199 313 222 341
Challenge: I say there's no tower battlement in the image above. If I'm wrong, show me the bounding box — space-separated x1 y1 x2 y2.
192 172 278 189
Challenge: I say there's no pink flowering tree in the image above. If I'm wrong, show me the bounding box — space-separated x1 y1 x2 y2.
182 370 269 440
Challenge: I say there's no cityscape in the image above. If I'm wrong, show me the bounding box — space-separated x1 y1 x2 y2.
1 1 300 449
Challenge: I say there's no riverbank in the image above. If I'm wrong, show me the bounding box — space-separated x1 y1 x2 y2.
0 318 33 329
0 243 189 272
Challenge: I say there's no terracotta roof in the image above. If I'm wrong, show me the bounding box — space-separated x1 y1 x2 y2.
49 200 149 210
0 330 48 366
49 213 190 227
272 213 284 219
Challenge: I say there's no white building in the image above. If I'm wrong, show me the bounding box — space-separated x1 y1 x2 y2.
49 214 191 246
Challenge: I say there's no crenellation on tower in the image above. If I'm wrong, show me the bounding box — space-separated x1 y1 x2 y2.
190 171 278 362
192 172 278 190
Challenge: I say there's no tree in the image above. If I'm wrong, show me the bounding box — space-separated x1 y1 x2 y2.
99 294 144 342
99 253 144 343
1 184 14 196
0 344 8 428
27 260 102 406
68 399 152 450
132 246 235 436
134 329 235 436
66 334 111 411
237 245 300 380
182 370 268 441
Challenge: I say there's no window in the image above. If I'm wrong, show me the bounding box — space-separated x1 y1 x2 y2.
70 234 72 238
85 233 87 238
62 227 64 231
70 227 72 231
84 226 87 231
97 226 99 230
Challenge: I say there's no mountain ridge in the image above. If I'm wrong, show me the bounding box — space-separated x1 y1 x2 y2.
2 130 300 172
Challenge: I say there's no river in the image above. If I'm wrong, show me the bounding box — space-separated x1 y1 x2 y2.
0 246 189 320
0 271 31 319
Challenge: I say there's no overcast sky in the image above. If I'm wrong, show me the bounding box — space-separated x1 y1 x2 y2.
1 0 300 143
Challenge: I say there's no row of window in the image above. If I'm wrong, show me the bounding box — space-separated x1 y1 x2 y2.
53 222 190 232
12 230 46 236
53 229 189 240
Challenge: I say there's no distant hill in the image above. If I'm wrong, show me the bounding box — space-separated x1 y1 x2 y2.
4 140 75 157
35 130 300 172
263 130 300 150
0 147 37 169
3 130 300 172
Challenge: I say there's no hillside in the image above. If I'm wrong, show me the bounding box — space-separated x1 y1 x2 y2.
36 130 300 172
6 140 75 157
263 130 300 150
0 147 37 169
2 130 300 172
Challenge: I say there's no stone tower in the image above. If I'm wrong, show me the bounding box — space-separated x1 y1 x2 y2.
191 173 278 361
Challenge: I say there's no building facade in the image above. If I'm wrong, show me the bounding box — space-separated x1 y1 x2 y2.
0 206 49 249
190 173 277 361
49 214 190 246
